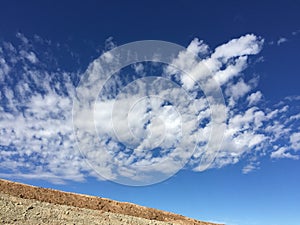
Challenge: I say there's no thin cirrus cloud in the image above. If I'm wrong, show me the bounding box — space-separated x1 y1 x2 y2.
0 33 299 184
277 37 288 45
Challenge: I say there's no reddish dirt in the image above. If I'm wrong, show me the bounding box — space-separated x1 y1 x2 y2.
0 178 222 225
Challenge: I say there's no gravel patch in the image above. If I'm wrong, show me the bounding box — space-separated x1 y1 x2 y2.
0 193 178 225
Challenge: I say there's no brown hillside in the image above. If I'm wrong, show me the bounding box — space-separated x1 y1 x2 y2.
0 178 222 225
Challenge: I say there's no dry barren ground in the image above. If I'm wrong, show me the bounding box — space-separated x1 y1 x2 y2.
0 179 222 225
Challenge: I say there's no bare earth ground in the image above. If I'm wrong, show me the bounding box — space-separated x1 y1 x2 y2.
0 179 223 225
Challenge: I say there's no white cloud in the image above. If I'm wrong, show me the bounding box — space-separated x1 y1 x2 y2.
212 34 263 61
290 132 300 150
289 113 300 121
133 63 144 75
186 38 209 56
0 57 10 80
16 32 29 44
0 33 299 185
242 162 260 174
225 79 251 101
21 50 38 64
271 147 299 160
101 51 114 63
104 36 116 50
214 56 248 86
277 37 288 45
247 91 262 106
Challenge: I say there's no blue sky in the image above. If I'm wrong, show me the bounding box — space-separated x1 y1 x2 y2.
0 1 300 225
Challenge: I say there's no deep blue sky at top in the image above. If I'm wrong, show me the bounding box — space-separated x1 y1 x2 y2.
0 0 299 101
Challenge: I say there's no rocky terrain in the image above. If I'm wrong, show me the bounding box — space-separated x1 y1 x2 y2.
0 179 222 225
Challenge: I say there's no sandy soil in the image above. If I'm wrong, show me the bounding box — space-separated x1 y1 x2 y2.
0 179 222 225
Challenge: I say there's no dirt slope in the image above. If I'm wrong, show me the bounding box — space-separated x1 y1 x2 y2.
0 178 222 225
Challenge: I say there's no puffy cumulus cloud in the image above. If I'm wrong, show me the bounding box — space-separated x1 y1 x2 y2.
225 79 251 106
0 33 299 186
247 91 262 106
271 147 299 160
19 50 38 64
290 132 300 151
212 34 264 61
186 38 209 56
164 34 299 172
0 35 89 184
0 57 10 79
